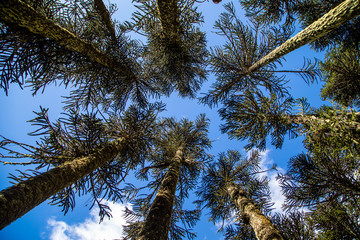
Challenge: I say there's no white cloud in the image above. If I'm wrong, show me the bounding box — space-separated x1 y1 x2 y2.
258 149 286 213
47 201 132 240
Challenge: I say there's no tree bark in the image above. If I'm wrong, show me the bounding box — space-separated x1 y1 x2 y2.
156 0 181 44
93 0 117 42
248 0 360 73
0 0 135 77
137 147 183 240
228 185 284 240
0 138 126 230
288 114 360 133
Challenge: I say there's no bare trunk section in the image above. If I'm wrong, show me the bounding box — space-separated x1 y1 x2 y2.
0 0 134 77
137 147 183 240
248 0 360 73
228 185 284 240
156 0 181 45
93 0 117 42
0 138 126 230
288 114 360 133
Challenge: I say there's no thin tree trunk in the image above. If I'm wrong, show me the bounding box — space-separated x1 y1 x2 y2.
93 0 117 42
0 138 126 230
156 0 181 44
138 147 183 240
228 185 284 240
0 0 135 77
248 0 360 73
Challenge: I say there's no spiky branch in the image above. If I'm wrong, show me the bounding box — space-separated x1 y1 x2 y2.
0 0 138 81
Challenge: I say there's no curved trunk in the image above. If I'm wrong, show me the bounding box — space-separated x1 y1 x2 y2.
156 0 181 45
138 147 183 240
0 138 126 230
248 0 360 73
0 0 135 77
228 185 284 240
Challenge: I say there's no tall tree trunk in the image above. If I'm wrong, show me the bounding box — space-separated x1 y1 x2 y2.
288 114 360 133
156 0 181 45
228 185 284 240
138 147 183 240
248 0 360 73
93 0 117 43
0 0 136 78
0 138 126 230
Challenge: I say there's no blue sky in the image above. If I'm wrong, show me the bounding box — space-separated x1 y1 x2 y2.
0 0 326 239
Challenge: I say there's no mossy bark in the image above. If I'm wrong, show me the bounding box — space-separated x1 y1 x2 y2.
0 0 132 75
156 0 181 45
137 148 183 240
288 114 360 133
228 185 284 240
0 138 126 230
248 0 360 73
94 0 117 42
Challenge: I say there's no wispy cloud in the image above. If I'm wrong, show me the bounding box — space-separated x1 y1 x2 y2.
46 202 132 240
258 149 286 213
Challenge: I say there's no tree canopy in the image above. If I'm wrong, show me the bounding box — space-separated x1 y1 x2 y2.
1 0 360 239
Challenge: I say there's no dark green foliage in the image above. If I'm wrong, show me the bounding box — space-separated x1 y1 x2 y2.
279 151 360 210
0 0 157 110
304 106 360 149
201 2 292 107
311 199 360 239
2 0 360 237
219 90 297 150
219 90 360 152
200 2 321 108
239 0 299 26
224 221 257 240
123 114 211 239
0 22 79 95
321 44 360 107
271 211 317 240
124 0 208 98
278 107 360 216
196 150 273 237
0 102 165 221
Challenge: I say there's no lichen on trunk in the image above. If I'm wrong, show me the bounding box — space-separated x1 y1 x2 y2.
137 147 183 240
156 0 181 45
228 185 284 240
249 0 360 73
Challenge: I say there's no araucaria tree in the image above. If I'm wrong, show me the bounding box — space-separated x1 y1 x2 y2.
200 2 321 108
196 150 284 240
218 90 360 150
277 106 360 237
0 0 154 109
201 0 360 107
1 0 360 238
123 114 211 240
125 0 208 97
0 0 207 108
0 103 164 229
